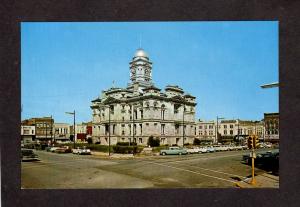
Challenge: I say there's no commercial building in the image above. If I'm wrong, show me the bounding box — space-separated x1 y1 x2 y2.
264 113 279 143
21 125 35 143
21 117 54 143
53 123 70 143
91 48 197 146
196 120 215 144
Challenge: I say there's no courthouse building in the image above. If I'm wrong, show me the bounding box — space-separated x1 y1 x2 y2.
91 48 197 146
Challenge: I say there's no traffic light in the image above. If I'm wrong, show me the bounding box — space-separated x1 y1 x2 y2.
247 136 253 149
253 135 259 149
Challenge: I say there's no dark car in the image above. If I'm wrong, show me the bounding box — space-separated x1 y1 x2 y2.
21 149 39 161
242 150 279 167
255 150 279 166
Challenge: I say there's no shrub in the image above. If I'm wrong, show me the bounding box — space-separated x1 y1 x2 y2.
184 143 190 146
116 142 137 146
193 138 201 145
172 144 178 146
113 145 138 154
87 137 93 145
147 136 160 147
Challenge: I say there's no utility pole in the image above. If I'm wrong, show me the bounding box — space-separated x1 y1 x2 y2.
65 111 76 149
108 106 111 156
73 110 75 149
182 103 185 147
50 115 53 143
237 119 240 146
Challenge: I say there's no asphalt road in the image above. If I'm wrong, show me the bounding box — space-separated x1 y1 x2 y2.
21 149 272 189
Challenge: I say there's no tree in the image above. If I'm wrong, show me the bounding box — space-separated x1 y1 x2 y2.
87 137 93 145
147 136 160 147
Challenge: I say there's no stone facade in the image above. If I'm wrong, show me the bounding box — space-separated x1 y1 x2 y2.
91 48 197 146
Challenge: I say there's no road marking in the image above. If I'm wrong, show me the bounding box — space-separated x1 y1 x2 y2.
142 160 236 184
167 161 247 179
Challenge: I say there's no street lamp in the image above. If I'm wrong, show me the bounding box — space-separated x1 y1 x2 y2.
260 82 278 143
260 82 279 89
215 116 225 144
65 110 75 149
182 104 186 147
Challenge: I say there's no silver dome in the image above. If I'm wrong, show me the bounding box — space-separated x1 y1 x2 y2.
134 48 149 58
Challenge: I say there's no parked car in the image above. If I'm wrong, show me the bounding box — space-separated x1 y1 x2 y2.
235 146 243 150
21 148 39 161
206 146 215 153
160 147 187 155
72 146 91 155
198 147 208 153
186 147 202 154
49 146 60 152
55 146 72 153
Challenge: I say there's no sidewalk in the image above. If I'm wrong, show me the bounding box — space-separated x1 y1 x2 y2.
235 173 279 188
91 151 134 159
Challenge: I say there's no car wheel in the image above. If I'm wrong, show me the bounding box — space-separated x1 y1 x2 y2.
162 152 166 156
179 152 182 155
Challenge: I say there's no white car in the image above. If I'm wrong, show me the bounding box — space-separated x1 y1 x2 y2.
49 147 60 152
198 147 208 153
72 147 91 155
186 147 199 154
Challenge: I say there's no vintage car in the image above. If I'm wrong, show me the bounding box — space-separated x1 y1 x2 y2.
21 148 39 161
186 147 201 154
72 146 91 155
55 146 72 153
160 147 187 155
206 146 215 153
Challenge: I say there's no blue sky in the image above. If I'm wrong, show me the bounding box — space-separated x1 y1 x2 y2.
21 22 278 124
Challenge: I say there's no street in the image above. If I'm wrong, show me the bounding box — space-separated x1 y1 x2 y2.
21 149 275 189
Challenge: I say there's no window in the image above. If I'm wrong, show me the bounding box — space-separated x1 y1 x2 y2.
209 125 213 129
224 125 227 129
224 130 227 135
146 123 149 126
122 117 125 121
140 110 143 119
199 126 202 129
230 130 233 135
154 123 157 126
139 138 143 143
134 124 136 135
230 125 233 128
140 124 142 135
110 105 114 114
174 104 180 114
175 124 179 134
161 124 165 135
